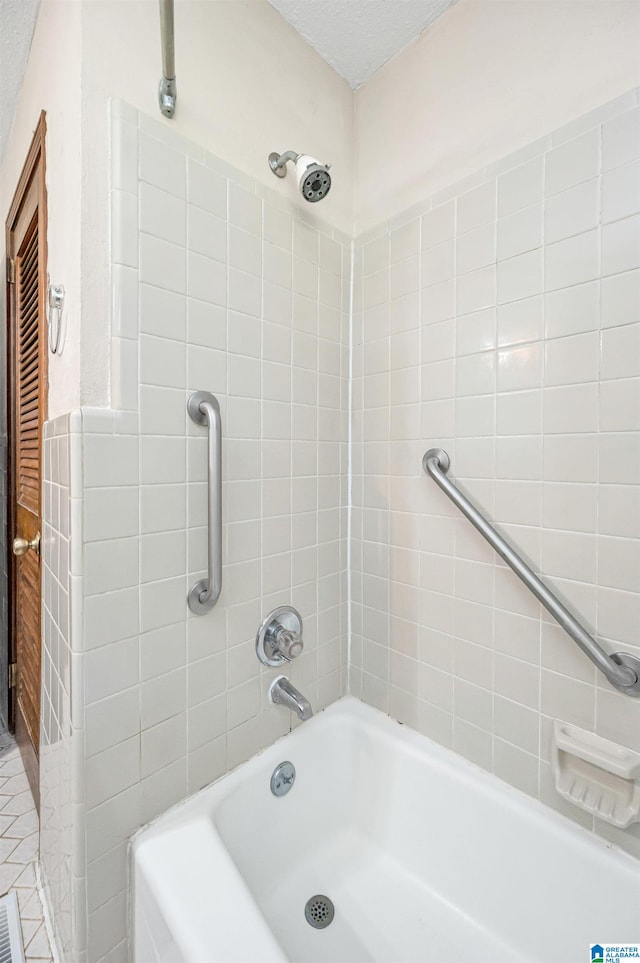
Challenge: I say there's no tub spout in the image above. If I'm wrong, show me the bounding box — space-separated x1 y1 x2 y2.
269 676 313 721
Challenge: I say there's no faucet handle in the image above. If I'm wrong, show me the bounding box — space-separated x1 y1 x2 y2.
273 626 304 661
256 605 304 666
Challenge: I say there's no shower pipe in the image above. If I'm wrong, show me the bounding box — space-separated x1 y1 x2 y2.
158 0 177 117
422 448 640 697
188 392 222 615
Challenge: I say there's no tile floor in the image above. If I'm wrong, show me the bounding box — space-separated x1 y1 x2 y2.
0 734 53 962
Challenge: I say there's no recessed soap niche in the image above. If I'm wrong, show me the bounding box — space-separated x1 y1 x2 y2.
552 721 640 829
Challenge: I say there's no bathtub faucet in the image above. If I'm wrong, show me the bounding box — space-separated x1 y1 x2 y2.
269 676 313 722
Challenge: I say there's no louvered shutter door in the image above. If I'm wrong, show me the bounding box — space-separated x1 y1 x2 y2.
16 215 41 515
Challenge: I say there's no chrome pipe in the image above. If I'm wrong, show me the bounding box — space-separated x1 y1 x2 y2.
188 392 222 614
158 0 177 117
422 448 640 697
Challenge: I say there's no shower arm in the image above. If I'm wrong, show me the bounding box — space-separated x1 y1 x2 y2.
422 448 640 697
268 151 300 177
158 0 177 118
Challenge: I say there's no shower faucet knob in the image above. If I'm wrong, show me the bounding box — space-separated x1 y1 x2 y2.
256 606 304 666
271 626 304 661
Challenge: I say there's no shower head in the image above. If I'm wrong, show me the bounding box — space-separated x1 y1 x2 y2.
268 150 332 203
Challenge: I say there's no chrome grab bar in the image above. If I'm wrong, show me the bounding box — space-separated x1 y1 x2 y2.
158 0 177 117
188 392 222 614
422 448 640 697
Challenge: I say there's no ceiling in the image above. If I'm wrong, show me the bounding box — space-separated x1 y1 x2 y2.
266 0 457 89
0 0 41 165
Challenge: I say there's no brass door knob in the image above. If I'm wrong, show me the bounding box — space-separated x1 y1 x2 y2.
13 532 41 557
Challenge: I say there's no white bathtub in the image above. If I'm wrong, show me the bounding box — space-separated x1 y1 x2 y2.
133 697 639 963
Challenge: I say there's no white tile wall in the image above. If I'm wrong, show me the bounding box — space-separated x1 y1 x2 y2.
41 88 640 963
351 88 640 861
41 413 82 963
63 102 349 961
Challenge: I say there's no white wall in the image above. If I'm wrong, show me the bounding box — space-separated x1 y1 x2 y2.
355 0 640 233
79 0 355 410
0 0 82 419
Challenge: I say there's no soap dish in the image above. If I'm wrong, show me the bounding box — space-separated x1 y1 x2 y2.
551 721 640 828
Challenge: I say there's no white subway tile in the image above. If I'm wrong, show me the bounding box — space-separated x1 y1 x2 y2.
187 206 226 262
544 280 599 339
544 332 599 387
421 240 454 286
112 264 139 340
543 435 598 483
187 251 226 305
456 351 495 397
140 233 186 293
600 378 640 431
544 230 599 291
601 322 640 380
456 222 496 275
498 157 543 217
456 265 496 315
140 133 186 198
496 389 541 436
601 214 640 276
601 268 640 328
457 181 496 234
497 203 542 260
602 106 640 172
140 182 186 245
543 383 598 434
140 283 186 340
497 248 543 304
496 343 542 392
544 178 599 243
496 296 543 348
187 159 226 217
545 129 599 196
229 183 261 236
602 161 640 223
84 538 138 596
421 201 455 247
542 482 597 535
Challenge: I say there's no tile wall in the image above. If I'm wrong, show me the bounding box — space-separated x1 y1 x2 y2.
41 414 80 963
39 86 640 963
54 101 349 961
350 88 640 859
0 439 8 726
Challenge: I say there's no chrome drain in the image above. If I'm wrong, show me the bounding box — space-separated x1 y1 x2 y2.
304 895 334 929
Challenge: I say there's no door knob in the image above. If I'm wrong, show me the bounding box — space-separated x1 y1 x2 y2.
13 532 40 557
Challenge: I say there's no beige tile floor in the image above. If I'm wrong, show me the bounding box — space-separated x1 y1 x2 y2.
0 737 53 962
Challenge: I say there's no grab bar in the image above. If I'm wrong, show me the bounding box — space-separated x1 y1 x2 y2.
422 449 640 697
158 0 177 117
188 392 222 614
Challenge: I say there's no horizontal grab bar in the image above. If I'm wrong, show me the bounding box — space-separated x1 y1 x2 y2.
422 448 640 698
188 392 222 615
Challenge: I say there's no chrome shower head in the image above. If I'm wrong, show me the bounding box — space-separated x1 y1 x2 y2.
268 150 332 202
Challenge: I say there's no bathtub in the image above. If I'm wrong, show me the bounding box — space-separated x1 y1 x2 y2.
132 697 639 962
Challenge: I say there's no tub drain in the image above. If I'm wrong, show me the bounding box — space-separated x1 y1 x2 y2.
304 895 334 929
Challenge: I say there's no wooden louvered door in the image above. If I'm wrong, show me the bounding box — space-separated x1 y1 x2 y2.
6 114 47 806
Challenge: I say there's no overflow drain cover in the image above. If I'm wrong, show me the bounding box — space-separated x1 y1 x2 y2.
304 895 334 929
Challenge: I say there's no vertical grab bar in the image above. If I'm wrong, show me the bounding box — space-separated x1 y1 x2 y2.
188 392 222 614
422 448 640 697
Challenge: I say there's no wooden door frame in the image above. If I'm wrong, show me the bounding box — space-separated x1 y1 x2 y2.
5 112 48 805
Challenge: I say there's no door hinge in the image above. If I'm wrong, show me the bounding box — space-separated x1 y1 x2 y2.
8 664 16 688
6 258 16 285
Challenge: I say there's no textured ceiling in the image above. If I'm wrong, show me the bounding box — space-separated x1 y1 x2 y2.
266 0 458 88
0 0 41 165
